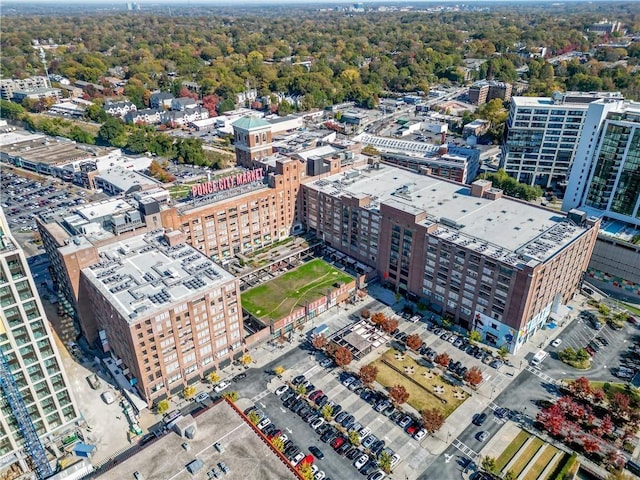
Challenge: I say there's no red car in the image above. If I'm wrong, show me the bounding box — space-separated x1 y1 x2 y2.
406 422 419 435
584 346 596 357
331 435 346 450
309 390 323 402
268 429 282 440
628 316 638 326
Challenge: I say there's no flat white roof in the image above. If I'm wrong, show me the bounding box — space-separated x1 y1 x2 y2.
96 166 158 191
306 165 589 265
82 229 235 322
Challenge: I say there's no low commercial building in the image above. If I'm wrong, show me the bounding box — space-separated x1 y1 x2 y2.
12 87 61 103
94 400 298 480
78 229 242 404
301 165 599 352
0 76 49 101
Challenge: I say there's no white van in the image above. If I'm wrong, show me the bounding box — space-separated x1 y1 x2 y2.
530 350 548 368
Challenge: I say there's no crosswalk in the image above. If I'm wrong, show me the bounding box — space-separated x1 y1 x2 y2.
452 439 479 460
251 389 270 403
525 365 558 384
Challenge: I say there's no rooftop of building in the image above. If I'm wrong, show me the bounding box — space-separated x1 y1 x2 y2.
232 116 271 130
512 91 624 107
306 165 590 266
96 166 159 192
95 400 298 480
355 133 478 159
0 133 112 165
82 229 236 321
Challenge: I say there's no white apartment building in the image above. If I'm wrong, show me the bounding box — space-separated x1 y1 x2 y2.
502 91 624 188
0 210 81 476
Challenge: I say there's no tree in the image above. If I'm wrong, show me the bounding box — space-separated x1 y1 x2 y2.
421 408 445 434
481 456 496 473
360 309 371 319
202 95 219 116
85 103 108 123
348 430 360 446
97 117 126 147
406 334 423 351
218 98 236 113
381 317 399 334
568 377 592 399
504 470 516 480
222 391 238 402
273 366 285 377
183 385 196 400
468 330 482 344
298 462 315 480
611 392 631 416
272 436 285 452
388 385 409 406
464 366 483 387
333 346 353 368
241 354 252 367
371 312 386 326
359 365 378 386
321 404 334 421
0 99 26 120
68 126 95 145
295 384 307 396
312 334 328 351
156 399 170 414
248 411 261 425
582 436 601 454
208 371 220 384
435 353 450 368
378 451 392 474
497 345 509 359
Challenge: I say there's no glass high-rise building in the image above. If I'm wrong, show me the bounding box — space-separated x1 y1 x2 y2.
564 102 640 226
0 209 81 474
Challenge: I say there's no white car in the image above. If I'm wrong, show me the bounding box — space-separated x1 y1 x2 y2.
413 429 427 441
310 465 319 475
359 427 371 439
311 417 325 430
194 392 209 402
354 454 369 470
214 381 230 393
275 384 289 396
290 452 305 466
257 418 271 430
551 338 562 348
314 471 326 480
390 453 401 467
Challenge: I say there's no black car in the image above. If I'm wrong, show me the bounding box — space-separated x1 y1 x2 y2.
371 440 386 456
309 445 324 460
320 428 338 443
337 441 351 455
473 413 487 426
346 447 361 460
233 372 247 382
316 395 329 408
293 375 306 385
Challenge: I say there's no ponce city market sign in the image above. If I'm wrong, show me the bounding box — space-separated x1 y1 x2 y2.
191 168 265 197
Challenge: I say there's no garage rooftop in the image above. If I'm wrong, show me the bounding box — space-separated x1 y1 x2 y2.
95 400 298 480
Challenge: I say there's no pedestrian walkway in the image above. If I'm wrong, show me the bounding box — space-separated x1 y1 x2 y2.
525 365 559 384
452 439 479 460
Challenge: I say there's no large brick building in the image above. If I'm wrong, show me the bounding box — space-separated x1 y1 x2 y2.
301 165 599 352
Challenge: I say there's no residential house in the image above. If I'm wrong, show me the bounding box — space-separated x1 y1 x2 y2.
125 108 162 125
150 92 175 109
171 97 198 111
104 101 137 118
161 107 209 126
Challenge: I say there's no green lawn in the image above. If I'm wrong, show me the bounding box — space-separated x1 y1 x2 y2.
372 350 468 417
495 430 530 472
523 445 558 480
241 259 353 322
509 437 544 478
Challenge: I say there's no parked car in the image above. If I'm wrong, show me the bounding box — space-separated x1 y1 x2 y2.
275 385 289 396
368 471 386 480
293 375 306 385
473 413 487 426
354 454 369 470
213 380 230 393
195 392 210 402
477 431 490 442
413 429 427 441
309 446 324 460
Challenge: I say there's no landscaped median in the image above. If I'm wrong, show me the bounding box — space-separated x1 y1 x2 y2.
371 349 468 417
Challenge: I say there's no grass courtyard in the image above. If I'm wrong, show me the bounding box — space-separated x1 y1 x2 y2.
241 259 353 322
372 349 468 417
493 429 562 480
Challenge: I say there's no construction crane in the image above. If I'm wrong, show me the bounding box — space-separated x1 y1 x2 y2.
0 348 53 479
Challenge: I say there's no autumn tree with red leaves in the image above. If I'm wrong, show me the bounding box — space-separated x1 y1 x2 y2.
568 376 592 400
312 334 327 351
421 408 445 434
178 86 199 100
406 334 423 351
381 318 399 334
388 385 409 406
464 366 483 387
333 346 353 368
371 312 386 326
359 365 378 386
435 353 450 368
202 95 218 116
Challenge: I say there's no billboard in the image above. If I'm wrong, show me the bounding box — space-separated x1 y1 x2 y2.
191 168 264 197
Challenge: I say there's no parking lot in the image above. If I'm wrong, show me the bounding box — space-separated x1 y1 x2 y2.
542 308 639 383
0 169 96 236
